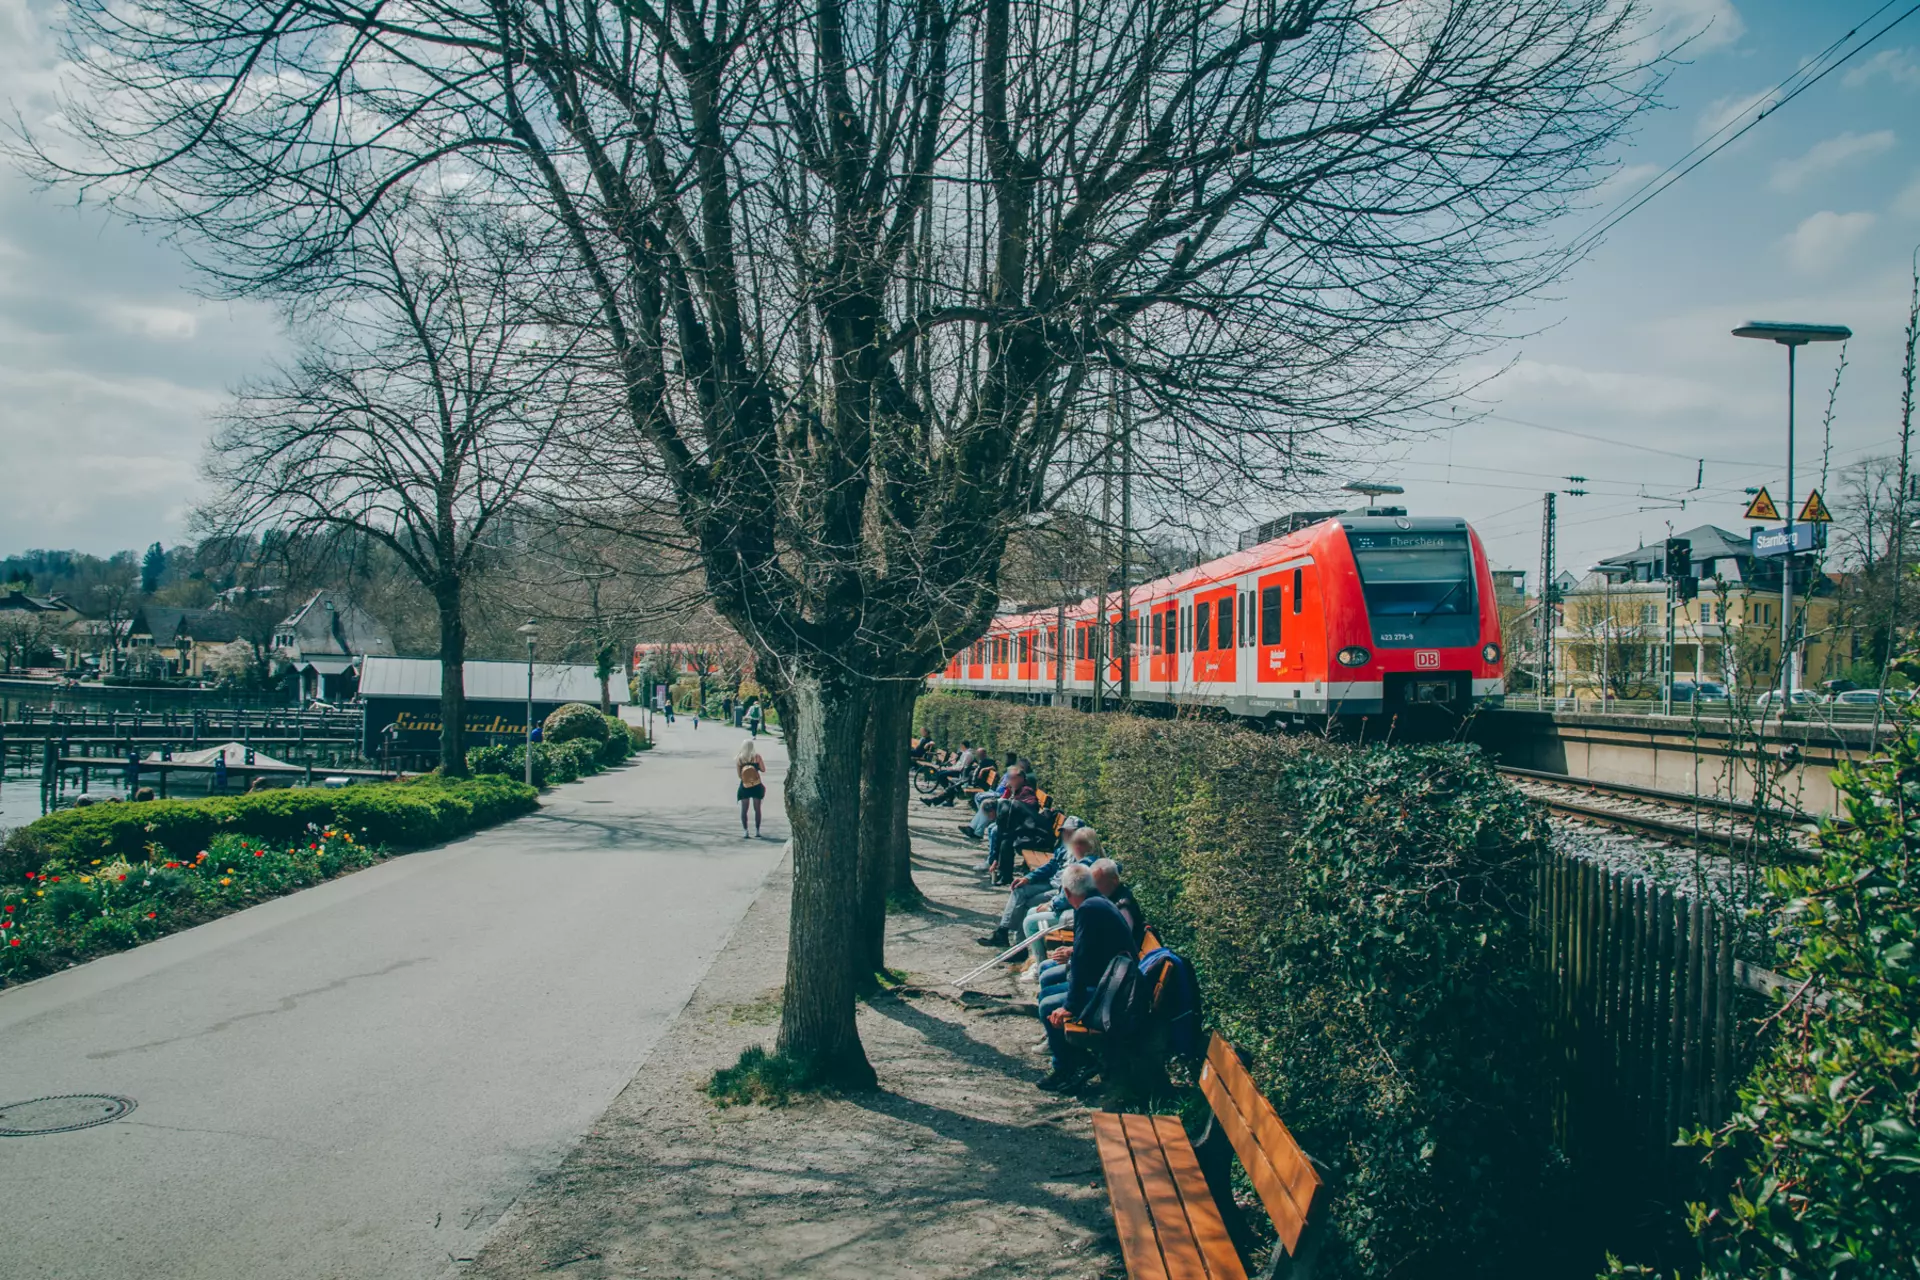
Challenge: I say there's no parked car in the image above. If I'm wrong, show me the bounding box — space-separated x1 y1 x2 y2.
1754 689 1826 710
1831 688 1911 707
1670 680 1728 703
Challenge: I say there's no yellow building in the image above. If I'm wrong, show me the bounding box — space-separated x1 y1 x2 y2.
1550 524 1843 701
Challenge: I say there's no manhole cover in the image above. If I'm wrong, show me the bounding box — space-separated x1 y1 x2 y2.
0 1094 137 1136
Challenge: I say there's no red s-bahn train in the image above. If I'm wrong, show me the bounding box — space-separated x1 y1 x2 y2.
928 509 1505 721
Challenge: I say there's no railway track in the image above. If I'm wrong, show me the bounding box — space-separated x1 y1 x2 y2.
1496 766 1818 855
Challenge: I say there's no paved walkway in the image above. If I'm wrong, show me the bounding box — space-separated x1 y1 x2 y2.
0 720 786 1280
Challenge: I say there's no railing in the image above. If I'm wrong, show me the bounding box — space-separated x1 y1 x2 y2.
1499 693 1909 727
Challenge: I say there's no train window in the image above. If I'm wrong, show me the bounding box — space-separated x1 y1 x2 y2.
1293 568 1303 614
1216 595 1233 651
1195 601 1212 651
1151 611 1163 655
1019 634 1030 664
1260 585 1282 645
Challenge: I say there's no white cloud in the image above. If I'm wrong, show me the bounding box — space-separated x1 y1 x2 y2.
1897 172 1920 218
1842 47 1920 90
102 303 200 341
1779 211 1878 274
1642 0 1746 54
1697 87 1776 142
1769 130 1898 193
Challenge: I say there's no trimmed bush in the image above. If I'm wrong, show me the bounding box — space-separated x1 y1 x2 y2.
598 715 636 763
2 774 537 881
915 695 1555 1277
543 701 610 744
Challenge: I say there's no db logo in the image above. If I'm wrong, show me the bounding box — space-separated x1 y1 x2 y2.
1415 651 1441 669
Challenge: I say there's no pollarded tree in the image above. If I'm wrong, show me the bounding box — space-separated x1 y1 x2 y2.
38 0 1652 1084
203 207 577 773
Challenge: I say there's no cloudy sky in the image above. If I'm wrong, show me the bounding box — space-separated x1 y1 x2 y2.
2 0 1918 578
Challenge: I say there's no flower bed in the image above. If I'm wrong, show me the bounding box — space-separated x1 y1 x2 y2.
1 774 537 882
3 827 379 984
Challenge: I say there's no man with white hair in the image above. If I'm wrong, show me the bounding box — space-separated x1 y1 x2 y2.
978 822 1096 951
1035 861 1131 1092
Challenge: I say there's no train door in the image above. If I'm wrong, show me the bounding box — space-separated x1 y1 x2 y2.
1073 618 1095 686
967 639 985 683
990 634 1009 683
1148 600 1175 685
1254 560 1318 691
1192 584 1236 686
1044 624 1058 685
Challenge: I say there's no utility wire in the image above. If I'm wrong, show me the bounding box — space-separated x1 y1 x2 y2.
1561 0 1920 262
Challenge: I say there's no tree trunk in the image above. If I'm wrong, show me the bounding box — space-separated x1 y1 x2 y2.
776 669 877 1087
437 585 468 777
857 680 920 978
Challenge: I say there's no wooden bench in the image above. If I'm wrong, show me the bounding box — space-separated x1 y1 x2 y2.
1092 1034 1323 1280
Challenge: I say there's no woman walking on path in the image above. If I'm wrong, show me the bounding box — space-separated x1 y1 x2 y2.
735 737 767 838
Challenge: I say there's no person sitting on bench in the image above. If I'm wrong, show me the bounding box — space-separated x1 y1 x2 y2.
1037 863 1131 1093
960 761 1019 840
978 822 1095 950
1091 857 1147 952
1014 825 1099 973
986 769 1039 883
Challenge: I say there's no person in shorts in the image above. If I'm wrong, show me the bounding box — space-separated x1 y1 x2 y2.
735 737 767 838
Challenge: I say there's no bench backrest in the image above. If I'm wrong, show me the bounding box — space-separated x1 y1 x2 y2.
1198 1034 1320 1255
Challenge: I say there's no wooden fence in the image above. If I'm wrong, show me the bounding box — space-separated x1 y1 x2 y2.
1534 848 1777 1258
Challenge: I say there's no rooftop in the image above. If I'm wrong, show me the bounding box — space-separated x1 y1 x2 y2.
360 656 628 704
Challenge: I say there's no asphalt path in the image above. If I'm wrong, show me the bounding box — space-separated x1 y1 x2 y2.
0 717 786 1279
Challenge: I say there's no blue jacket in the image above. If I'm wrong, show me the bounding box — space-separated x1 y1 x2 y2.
1064 894 1132 1019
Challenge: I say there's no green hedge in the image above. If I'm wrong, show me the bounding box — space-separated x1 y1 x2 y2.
1 774 538 880
915 695 1555 1278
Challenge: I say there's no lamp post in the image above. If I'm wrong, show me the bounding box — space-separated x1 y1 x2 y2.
517 619 539 786
1733 321 1850 711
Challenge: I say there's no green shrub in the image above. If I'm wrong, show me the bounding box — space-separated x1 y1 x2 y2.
626 720 651 751
1677 715 1920 1276
914 695 1554 1278
543 702 610 744
1 774 537 880
3 827 381 983
597 715 635 764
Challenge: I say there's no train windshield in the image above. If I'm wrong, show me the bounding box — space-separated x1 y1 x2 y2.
1349 532 1475 618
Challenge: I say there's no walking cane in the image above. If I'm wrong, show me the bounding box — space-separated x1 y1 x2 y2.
949 936 1036 989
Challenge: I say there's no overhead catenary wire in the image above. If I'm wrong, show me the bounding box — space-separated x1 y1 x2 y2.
1559 0 1920 263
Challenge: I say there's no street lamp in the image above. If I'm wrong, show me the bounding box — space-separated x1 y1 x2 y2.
516 619 539 786
1733 321 1851 709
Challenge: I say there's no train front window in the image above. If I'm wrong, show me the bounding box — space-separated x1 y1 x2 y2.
1350 533 1475 618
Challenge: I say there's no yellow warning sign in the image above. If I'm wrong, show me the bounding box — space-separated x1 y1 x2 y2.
1798 489 1832 523
1744 487 1780 521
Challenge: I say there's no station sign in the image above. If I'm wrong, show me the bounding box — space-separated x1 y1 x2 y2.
1751 524 1825 557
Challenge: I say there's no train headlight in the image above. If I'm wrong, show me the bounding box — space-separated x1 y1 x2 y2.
1481 643 1501 664
1335 646 1370 668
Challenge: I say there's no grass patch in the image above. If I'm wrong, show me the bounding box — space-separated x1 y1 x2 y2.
884 885 925 913
716 990 783 1025
706 1045 820 1108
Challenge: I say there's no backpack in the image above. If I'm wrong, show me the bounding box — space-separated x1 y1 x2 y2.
740 762 762 788
1136 947 1205 1065
1084 953 1142 1036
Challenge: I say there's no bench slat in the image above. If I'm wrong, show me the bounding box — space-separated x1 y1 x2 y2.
1093 1112 1174 1280
1205 1038 1319 1227
1152 1115 1249 1280
1200 1037 1319 1253
1121 1114 1214 1280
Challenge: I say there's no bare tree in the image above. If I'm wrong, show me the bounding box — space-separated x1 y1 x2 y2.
35 0 1651 1082
203 208 574 772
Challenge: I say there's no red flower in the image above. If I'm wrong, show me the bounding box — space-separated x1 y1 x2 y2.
8 938 19 947
145 912 157 919
118 875 126 881
48 876 59 883
3 905 12 913
24 872 35 880
1 920 11 928
254 851 264 858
